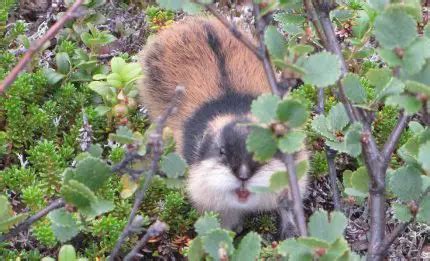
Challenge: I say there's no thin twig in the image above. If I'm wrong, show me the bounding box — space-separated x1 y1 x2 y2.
109 86 184 260
376 221 411 255
0 0 85 94
382 112 409 167
303 0 328 48
0 199 65 242
253 3 282 96
283 154 308 236
325 147 341 210
196 1 261 59
124 221 168 261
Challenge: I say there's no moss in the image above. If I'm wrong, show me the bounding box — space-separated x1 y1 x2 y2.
373 105 411 148
311 151 329 177
160 191 199 235
0 166 37 192
90 214 128 251
32 219 57 248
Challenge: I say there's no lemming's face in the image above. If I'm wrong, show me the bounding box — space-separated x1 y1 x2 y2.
186 120 283 212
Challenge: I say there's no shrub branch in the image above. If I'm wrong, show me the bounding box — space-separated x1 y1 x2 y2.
0 199 65 242
123 220 168 261
0 0 85 94
109 86 184 260
307 0 412 259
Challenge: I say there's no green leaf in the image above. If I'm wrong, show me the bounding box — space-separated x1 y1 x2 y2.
109 126 135 144
246 126 277 162
188 237 205 260
274 12 305 35
393 203 413 222
48 209 80 242
417 196 430 224
72 157 112 191
390 165 423 202
342 74 367 103
311 115 337 141
160 152 187 178
265 25 287 62
270 171 289 191
182 1 203 14
297 237 330 248
0 195 28 233
350 167 369 195
344 188 367 197
345 122 362 157
276 99 308 127
368 0 389 11
403 37 430 75
374 8 417 49
398 135 420 163
302 52 341 88
43 68 65 85
308 210 348 243
408 61 430 86
375 78 405 101
409 121 425 134
251 94 281 124
194 212 220 236
157 0 184 10
61 180 97 210
106 73 123 88
418 141 430 173
56 52 71 75
202 229 234 260
378 48 402 67
87 144 103 158
94 105 111 116
320 238 349 261
85 199 114 217
327 103 350 132
290 44 314 56
111 57 126 74
120 63 143 83
58 245 77 261
278 131 306 154
277 238 313 258
232 232 261 261
386 95 421 114
425 23 430 38
88 81 114 97
366 68 391 90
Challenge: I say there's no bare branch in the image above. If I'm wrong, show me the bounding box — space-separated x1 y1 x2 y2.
283 154 308 236
0 0 85 94
253 3 282 96
124 221 168 261
325 147 341 210
109 86 184 260
376 221 411 256
303 0 328 48
0 199 65 242
382 112 409 167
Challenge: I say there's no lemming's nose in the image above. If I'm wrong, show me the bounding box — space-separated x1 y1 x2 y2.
238 164 250 181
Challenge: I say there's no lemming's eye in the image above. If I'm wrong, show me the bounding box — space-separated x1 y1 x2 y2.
219 147 226 156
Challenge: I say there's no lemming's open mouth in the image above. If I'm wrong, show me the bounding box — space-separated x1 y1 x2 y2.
235 186 250 202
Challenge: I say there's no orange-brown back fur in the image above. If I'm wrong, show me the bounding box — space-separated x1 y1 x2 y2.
138 17 271 153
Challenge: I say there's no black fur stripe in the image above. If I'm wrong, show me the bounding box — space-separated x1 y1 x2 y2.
183 92 256 164
203 23 231 91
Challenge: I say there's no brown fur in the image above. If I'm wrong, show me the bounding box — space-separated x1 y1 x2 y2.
138 17 271 153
